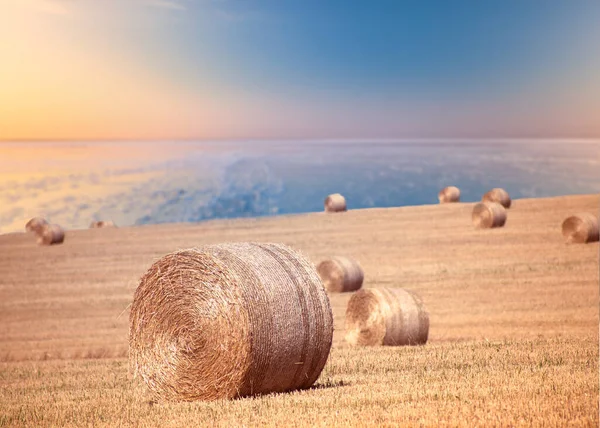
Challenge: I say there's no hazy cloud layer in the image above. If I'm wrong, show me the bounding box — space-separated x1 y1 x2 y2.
1 141 599 234
148 0 186 11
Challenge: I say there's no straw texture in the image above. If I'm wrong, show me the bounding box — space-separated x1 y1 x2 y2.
345 288 429 346
438 186 460 203
90 220 116 228
37 224 65 246
561 213 599 244
317 256 364 292
472 202 507 229
324 193 347 212
482 188 511 208
129 242 334 402
25 217 48 234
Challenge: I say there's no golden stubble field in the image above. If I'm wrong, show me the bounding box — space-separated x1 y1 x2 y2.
0 194 598 427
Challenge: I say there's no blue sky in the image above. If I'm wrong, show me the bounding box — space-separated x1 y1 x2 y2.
1 0 599 139
169 1 592 91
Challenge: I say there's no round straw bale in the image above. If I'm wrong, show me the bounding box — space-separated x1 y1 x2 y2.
438 186 460 203
90 220 116 228
482 188 511 208
316 256 364 292
345 288 429 346
25 217 48 234
129 242 334 402
324 193 347 212
37 224 65 246
472 202 507 229
561 213 599 244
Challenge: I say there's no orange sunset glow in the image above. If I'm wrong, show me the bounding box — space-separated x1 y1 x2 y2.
1 1 600 140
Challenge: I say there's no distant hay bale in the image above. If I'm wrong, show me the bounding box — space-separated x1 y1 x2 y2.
472 202 507 229
345 288 429 347
37 224 65 246
316 256 364 292
129 242 334 402
561 213 599 244
482 188 511 208
438 186 461 203
89 220 116 228
25 217 48 234
324 193 347 212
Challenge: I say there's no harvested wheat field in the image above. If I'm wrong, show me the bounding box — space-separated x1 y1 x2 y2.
0 194 598 427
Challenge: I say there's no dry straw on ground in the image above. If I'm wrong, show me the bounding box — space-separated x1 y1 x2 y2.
25 217 48 234
472 202 507 229
561 213 599 244
317 256 364 292
438 186 461 203
37 224 65 246
129 242 334 402
482 188 511 208
345 287 429 346
89 220 116 228
324 193 347 212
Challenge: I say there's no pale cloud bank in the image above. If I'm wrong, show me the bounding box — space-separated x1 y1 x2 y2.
148 0 186 11
2 142 600 234
16 0 70 15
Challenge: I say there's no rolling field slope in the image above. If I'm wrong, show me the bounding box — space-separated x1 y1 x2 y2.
0 194 598 426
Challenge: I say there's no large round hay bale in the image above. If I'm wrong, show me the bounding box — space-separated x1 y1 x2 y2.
345 288 429 347
472 202 507 229
482 188 511 208
129 242 334 402
438 186 460 203
25 217 48 234
37 224 65 246
90 220 116 228
561 213 599 244
316 256 364 292
324 193 347 212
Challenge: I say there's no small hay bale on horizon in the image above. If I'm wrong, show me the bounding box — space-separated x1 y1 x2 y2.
345 287 429 347
472 202 507 229
317 256 364 292
324 193 347 212
129 242 334 402
90 220 116 228
482 188 511 208
561 213 599 244
438 186 461 203
37 224 65 246
25 217 48 234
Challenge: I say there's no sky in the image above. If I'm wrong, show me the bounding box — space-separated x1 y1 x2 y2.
1 0 599 140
